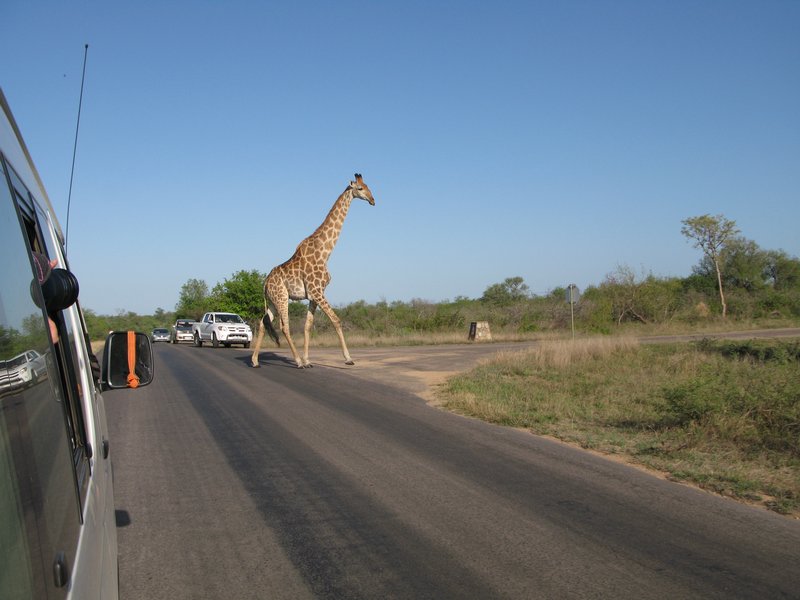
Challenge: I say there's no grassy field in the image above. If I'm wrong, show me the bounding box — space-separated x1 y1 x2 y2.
436 336 800 517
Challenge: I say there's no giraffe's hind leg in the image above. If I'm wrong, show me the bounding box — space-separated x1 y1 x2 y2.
251 307 276 367
251 316 265 367
302 301 317 368
275 297 306 368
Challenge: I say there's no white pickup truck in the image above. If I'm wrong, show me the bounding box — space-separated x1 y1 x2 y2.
0 349 49 391
192 312 253 348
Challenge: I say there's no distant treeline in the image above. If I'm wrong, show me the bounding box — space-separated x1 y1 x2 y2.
82 232 800 340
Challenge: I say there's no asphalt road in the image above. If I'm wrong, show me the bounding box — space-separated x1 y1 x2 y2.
106 337 800 599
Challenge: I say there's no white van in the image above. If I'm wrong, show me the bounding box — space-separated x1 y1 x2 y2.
0 88 153 599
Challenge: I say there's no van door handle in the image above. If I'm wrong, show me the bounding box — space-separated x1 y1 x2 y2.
53 551 69 588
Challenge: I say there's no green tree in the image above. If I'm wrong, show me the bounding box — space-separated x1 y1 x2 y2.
721 236 767 292
82 307 110 340
764 250 800 292
681 214 739 318
601 265 649 324
481 276 530 306
210 270 265 322
0 324 17 356
176 278 210 319
153 307 172 325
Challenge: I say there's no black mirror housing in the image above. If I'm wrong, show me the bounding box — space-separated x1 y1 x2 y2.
103 331 155 389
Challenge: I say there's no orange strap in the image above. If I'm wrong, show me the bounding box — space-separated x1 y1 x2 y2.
126 331 140 389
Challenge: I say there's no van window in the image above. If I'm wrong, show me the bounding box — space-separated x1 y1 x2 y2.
1 156 82 597
5 159 92 498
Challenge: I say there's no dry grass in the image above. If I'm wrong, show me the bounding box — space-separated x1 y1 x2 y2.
489 336 639 369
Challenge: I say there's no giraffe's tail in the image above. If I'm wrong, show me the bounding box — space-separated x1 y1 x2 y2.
263 308 280 347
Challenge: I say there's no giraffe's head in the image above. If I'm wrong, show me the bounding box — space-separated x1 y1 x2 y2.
349 173 375 206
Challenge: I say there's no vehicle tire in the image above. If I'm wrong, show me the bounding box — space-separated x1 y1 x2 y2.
194 332 203 347
244 341 250 349
223 342 230 348
212 333 219 348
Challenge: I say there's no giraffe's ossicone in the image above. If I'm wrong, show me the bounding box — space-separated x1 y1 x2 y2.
251 173 376 368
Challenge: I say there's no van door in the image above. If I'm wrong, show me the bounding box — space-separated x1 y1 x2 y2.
1 152 82 598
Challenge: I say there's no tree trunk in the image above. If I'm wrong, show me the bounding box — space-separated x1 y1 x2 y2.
714 257 727 318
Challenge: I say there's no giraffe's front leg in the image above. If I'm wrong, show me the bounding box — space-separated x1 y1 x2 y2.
315 296 354 365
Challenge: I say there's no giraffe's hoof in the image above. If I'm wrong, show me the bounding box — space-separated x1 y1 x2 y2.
251 363 260 368
345 360 355 366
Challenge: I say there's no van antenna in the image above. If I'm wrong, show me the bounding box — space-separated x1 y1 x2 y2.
65 43 89 254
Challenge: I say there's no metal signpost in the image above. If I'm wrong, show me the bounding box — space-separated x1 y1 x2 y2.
565 284 580 340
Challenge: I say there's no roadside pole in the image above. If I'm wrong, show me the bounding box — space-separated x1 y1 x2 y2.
566 284 580 340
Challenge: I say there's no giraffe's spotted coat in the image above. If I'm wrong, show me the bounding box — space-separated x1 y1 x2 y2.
251 174 376 368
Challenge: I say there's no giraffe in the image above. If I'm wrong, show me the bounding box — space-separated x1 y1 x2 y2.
251 173 376 369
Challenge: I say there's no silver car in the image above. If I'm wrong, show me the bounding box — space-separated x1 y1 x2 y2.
151 328 170 343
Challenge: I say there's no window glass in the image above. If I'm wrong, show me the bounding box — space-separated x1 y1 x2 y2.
0 406 36 598
0 157 80 597
34 200 92 496
6 158 91 501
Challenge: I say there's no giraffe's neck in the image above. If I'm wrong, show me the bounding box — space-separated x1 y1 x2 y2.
308 187 354 263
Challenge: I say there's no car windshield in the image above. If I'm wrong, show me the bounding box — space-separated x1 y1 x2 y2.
154 329 168 334
218 314 243 324
176 321 192 327
2 355 28 368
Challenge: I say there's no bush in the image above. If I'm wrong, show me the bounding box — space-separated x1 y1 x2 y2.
662 370 727 424
697 338 800 364
662 340 800 456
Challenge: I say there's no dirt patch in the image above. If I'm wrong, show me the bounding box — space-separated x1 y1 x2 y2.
308 347 465 402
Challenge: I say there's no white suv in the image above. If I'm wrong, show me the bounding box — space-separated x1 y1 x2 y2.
0 349 48 390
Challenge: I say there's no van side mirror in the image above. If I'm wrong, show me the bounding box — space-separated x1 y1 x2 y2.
103 331 154 389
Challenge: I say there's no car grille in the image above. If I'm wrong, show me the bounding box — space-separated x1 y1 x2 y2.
0 373 24 389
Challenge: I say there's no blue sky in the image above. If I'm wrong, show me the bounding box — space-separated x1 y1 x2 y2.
3 1 798 315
